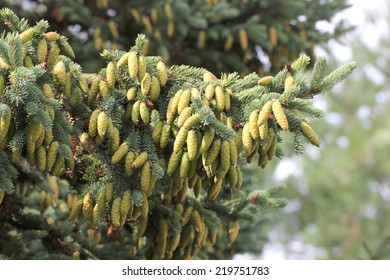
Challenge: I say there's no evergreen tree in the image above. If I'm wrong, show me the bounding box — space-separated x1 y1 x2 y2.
0 6 355 259
1 0 351 73
264 4 390 259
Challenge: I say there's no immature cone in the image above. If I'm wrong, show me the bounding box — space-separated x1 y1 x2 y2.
205 138 221 166
126 87 137 101
111 142 129 164
36 39 48 63
127 51 138 80
44 31 59 42
117 52 129 68
97 111 108 139
186 130 198 161
0 189 5 205
183 114 200 130
177 107 192 128
47 43 60 67
111 197 121 230
272 99 289 131
46 141 59 172
258 76 274 86
137 55 147 81
269 26 278 47
131 151 148 169
228 221 240 244
139 101 149 124
238 28 248 50
88 109 100 137
106 61 116 88
248 110 259 139
124 151 136 176
156 61 168 86
300 121 320 147
53 61 66 86
173 127 189 154
284 74 294 91
19 28 35 43
149 75 161 101
258 100 273 126
140 161 151 192
141 73 151 96
224 34 234 52
178 89 191 115
214 86 225 112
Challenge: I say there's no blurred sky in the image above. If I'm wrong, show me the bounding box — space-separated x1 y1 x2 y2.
235 0 389 260
320 0 388 61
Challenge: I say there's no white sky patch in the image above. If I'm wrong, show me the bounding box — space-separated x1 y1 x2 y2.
273 160 302 182
329 41 354 62
336 136 350 148
283 199 301 213
375 90 390 104
260 243 286 260
363 64 386 84
305 146 322 161
356 105 372 120
369 181 390 202
324 112 343 126
313 97 328 112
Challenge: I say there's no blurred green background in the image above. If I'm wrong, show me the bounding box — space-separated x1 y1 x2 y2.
252 1 390 260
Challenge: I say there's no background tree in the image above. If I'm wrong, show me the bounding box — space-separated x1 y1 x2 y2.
259 3 390 260
1 0 351 73
0 1 354 260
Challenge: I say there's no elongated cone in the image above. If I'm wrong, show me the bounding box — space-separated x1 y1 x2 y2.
141 73 151 96
19 28 34 43
300 121 320 147
106 61 116 88
44 31 59 42
272 99 289 131
127 51 138 80
199 127 215 154
137 55 147 82
248 110 259 139
228 221 240 244
177 107 192 128
258 100 273 126
224 34 234 52
97 111 108 138
156 61 168 86
111 197 121 229
139 101 149 124
183 114 200 130
214 86 225 112
258 76 274 86
173 127 188 154
186 130 197 160
242 123 252 153
238 28 248 50
111 142 129 164
284 74 294 91
37 39 47 62
131 151 148 169
269 26 278 47
140 161 151 192
117 52 129 68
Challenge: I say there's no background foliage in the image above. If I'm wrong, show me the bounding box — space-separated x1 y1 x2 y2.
0 0 359 260
260 2 390 260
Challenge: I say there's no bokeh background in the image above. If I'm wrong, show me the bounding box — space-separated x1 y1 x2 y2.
256 0 390 259
2 0 389 259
